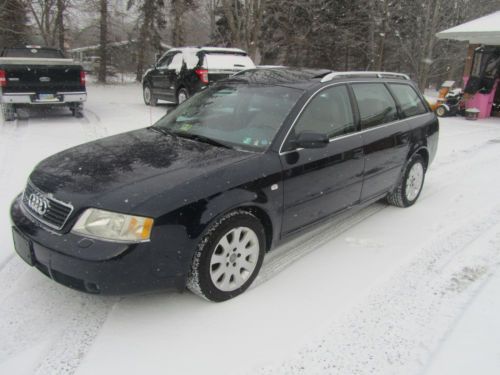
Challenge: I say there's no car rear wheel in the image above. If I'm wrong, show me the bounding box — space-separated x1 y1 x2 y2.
143 84 157 106
387 154 426 208
176 88 189 105
187 210 265 302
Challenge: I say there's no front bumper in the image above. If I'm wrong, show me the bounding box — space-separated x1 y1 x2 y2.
1 91 86 105
10 196 185 294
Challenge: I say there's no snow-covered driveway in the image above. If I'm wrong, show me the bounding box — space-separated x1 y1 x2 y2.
1 83 499 375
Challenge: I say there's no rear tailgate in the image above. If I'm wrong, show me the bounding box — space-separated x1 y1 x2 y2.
204 53 256 82
0 59 84 94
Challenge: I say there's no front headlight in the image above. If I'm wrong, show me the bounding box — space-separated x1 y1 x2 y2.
72 208 154 243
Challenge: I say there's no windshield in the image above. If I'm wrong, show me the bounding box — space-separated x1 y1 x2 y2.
153 83 303 152
2 48 65 58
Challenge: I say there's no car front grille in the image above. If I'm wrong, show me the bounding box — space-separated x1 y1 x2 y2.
21 181 73 230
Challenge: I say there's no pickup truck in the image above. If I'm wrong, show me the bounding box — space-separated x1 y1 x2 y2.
0 46 86 121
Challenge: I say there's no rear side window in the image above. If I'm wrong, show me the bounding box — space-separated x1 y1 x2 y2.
351 83 398 128
389 84 427 117
294 85 355 138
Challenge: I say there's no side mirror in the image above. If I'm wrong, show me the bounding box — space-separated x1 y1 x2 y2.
294 132 329 149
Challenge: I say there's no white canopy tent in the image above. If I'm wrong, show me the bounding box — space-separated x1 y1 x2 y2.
436 11 500 45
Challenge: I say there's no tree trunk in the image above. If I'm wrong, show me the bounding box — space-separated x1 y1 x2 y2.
98 0 108 84
56 0 65 51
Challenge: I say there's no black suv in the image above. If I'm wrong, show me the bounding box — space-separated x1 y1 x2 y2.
11 68 438 301
142 46 255 105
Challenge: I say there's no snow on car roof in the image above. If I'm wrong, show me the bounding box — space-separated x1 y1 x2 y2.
168 46 248 54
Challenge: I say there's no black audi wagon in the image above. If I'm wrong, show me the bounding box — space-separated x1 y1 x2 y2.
11 68 439 301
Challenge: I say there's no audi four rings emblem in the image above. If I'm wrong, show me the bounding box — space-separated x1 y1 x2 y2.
28 193 49 215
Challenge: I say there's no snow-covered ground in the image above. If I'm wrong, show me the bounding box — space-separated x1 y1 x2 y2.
1 83 500 375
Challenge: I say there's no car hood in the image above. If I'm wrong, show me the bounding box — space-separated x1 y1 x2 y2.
29 127 255 214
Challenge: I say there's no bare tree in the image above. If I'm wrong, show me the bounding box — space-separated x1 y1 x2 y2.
0 0 29 47
25 0 71 48
219 0 266 61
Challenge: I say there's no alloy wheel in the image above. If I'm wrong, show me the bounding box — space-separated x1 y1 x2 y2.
209 226 260 292
405 162 424 201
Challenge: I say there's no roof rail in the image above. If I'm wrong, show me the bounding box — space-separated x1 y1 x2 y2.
320 71 411 83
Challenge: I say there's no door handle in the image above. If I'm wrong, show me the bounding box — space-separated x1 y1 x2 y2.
352 148 364 159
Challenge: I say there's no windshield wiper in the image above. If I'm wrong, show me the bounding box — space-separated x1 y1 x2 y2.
174 132 232 149
150 126 177 137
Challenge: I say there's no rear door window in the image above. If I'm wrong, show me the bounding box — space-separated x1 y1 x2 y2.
294 85 356 138
388 84 428 118
351 83 398 128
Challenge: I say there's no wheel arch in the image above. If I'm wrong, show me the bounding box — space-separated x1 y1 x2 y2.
237 205 273 252
414 146 430 169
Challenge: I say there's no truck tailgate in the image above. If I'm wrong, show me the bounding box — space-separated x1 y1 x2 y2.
2 64 84 93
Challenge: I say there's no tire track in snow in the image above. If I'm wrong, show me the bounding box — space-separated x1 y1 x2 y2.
255 205 500 375
256 203 387 287
0 267 118 375
79 108 108 141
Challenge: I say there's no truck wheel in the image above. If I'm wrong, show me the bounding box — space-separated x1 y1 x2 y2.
1 103 16 122
70 103 84 118
186 210 265 302
387 154 426 208
176 88 189 105
143 84 157 106
435 106 447 117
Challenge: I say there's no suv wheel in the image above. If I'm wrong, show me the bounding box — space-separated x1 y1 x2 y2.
143 84 157 106
187 210 265 302
177 88 189 105
387 154 426 208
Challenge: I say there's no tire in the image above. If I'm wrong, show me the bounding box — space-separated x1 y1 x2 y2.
186 210 266 302
387 154 426 208
176 87 189 105
1 103 16 122
143 84 157 106
69 103 84 118
435 106 447 117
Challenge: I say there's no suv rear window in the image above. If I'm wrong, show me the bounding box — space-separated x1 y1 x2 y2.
351 83 398 128
204 53 255 71
389 84 428 118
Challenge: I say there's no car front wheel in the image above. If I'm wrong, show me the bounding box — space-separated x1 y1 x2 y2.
187 210 265 302
387 154 426 208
